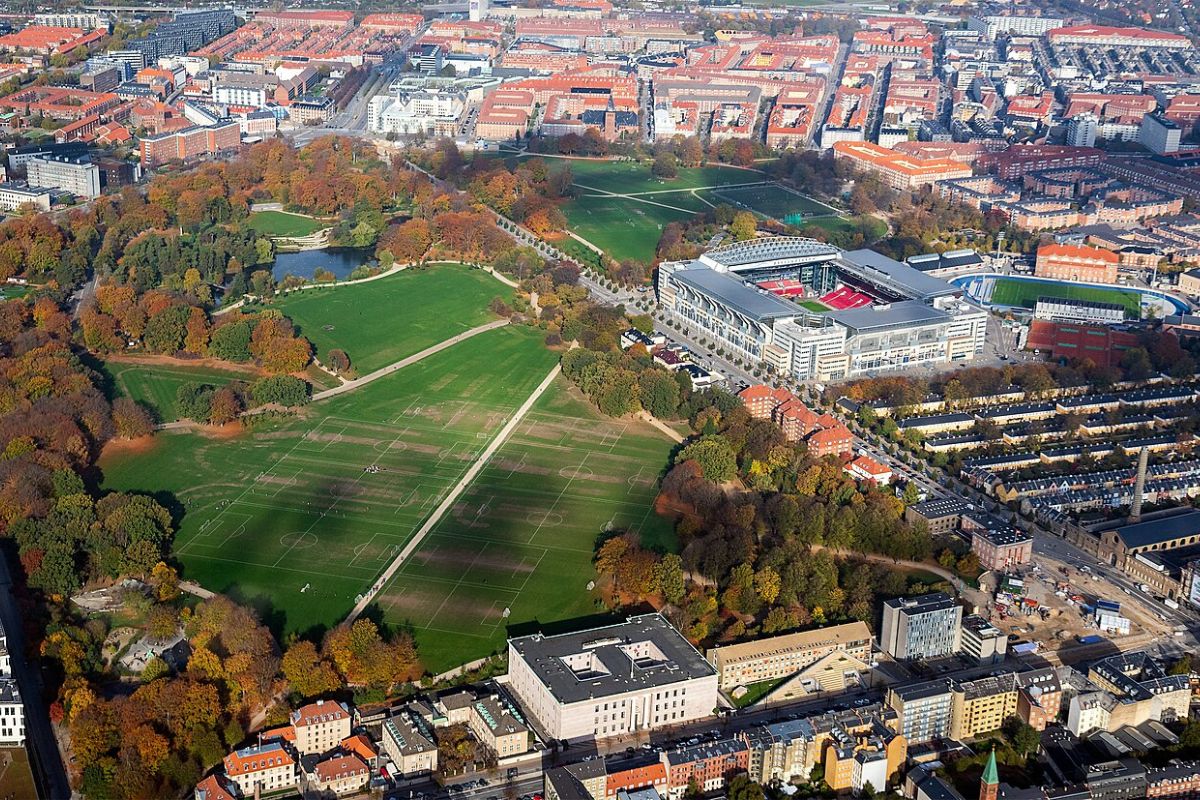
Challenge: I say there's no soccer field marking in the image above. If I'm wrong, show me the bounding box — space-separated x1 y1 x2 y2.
272 418 415 568
571 182 706 215
527 452 589 545
177 417 334 556
345 361 564 624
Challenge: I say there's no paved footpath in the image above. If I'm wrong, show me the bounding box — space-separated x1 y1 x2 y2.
312 319 510 401
345 359 563 623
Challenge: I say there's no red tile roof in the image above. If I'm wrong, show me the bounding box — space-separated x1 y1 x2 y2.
292 699 350 728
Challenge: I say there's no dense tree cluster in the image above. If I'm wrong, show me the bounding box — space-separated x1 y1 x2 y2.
83 289 311 374
281 618 419 702
67 596 280 799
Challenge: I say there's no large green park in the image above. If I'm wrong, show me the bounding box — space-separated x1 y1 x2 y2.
99 267 676 671
265 263 515 373
547 157 857 262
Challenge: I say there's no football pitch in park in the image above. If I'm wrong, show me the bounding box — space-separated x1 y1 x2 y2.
99 325 677 670
266 263 515 374
706 183 840 222
553 158 772 262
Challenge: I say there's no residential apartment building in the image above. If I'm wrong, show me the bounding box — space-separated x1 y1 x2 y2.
950 674 1018 740
468 696 530 757
291 699 352 755
381 709 439 776
223 742 297 797
662 741 750 799
0 622 22 746
832 141 972 191
26 155 101 198
303 754 369 797
507 614 720 741
706 622 872 691
887 680 954 744
880 593 962 660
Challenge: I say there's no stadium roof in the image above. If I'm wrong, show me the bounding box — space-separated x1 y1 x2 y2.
827 299 949 332
698 236 840 271
839 249 960 300
673 267 801 321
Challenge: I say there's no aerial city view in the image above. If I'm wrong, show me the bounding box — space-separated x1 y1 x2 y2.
8 1 1200 800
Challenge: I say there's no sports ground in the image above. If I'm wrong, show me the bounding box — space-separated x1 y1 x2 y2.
552 158 848 262
707 183 839 222
100 271 678 668
247 210 328 237
375 377 675 670
988 277 1140 317
269 264 515 374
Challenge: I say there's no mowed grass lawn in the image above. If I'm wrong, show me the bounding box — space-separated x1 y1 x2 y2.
269 264 514 373
247 210 327 237
99 326 559 637
707 183 839 220
377 377 677 671
562 194 692 263
103 359 261 422
561 158 760 194
989 277 1140 317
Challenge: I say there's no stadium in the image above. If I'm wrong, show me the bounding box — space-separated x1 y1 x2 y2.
657 237 988 381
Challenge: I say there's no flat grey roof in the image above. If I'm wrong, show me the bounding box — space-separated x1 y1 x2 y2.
828 300 949 333
509 614 716 704
673 267 800 321
839 249 960 300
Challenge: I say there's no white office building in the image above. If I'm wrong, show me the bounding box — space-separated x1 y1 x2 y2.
27 156 102 198
1139 114 1182 155
0 183 52 212
507 614 720 741
1067 113 1098 148
966 15 1064 39
368 92 464 136
34 11 108 28
880 593 962 660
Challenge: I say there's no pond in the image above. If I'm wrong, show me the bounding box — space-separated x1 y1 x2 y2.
271 248 374 280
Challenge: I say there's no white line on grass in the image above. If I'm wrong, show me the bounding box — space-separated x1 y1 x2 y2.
345 361 564 624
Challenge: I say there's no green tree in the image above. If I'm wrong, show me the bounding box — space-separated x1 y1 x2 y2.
638 370 680 419
903 481 921 505
176 382 214 422
251 375 310 407
652 151 678 179
1006 717 1041 756
730 211 757 241
654 554 686 605
209 320 253 362
142 305 190 354
675 436 737 482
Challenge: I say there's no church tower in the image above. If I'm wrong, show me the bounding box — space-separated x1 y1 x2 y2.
980 746 999 800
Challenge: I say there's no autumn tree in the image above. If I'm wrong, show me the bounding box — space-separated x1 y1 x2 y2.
281 640 341 700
